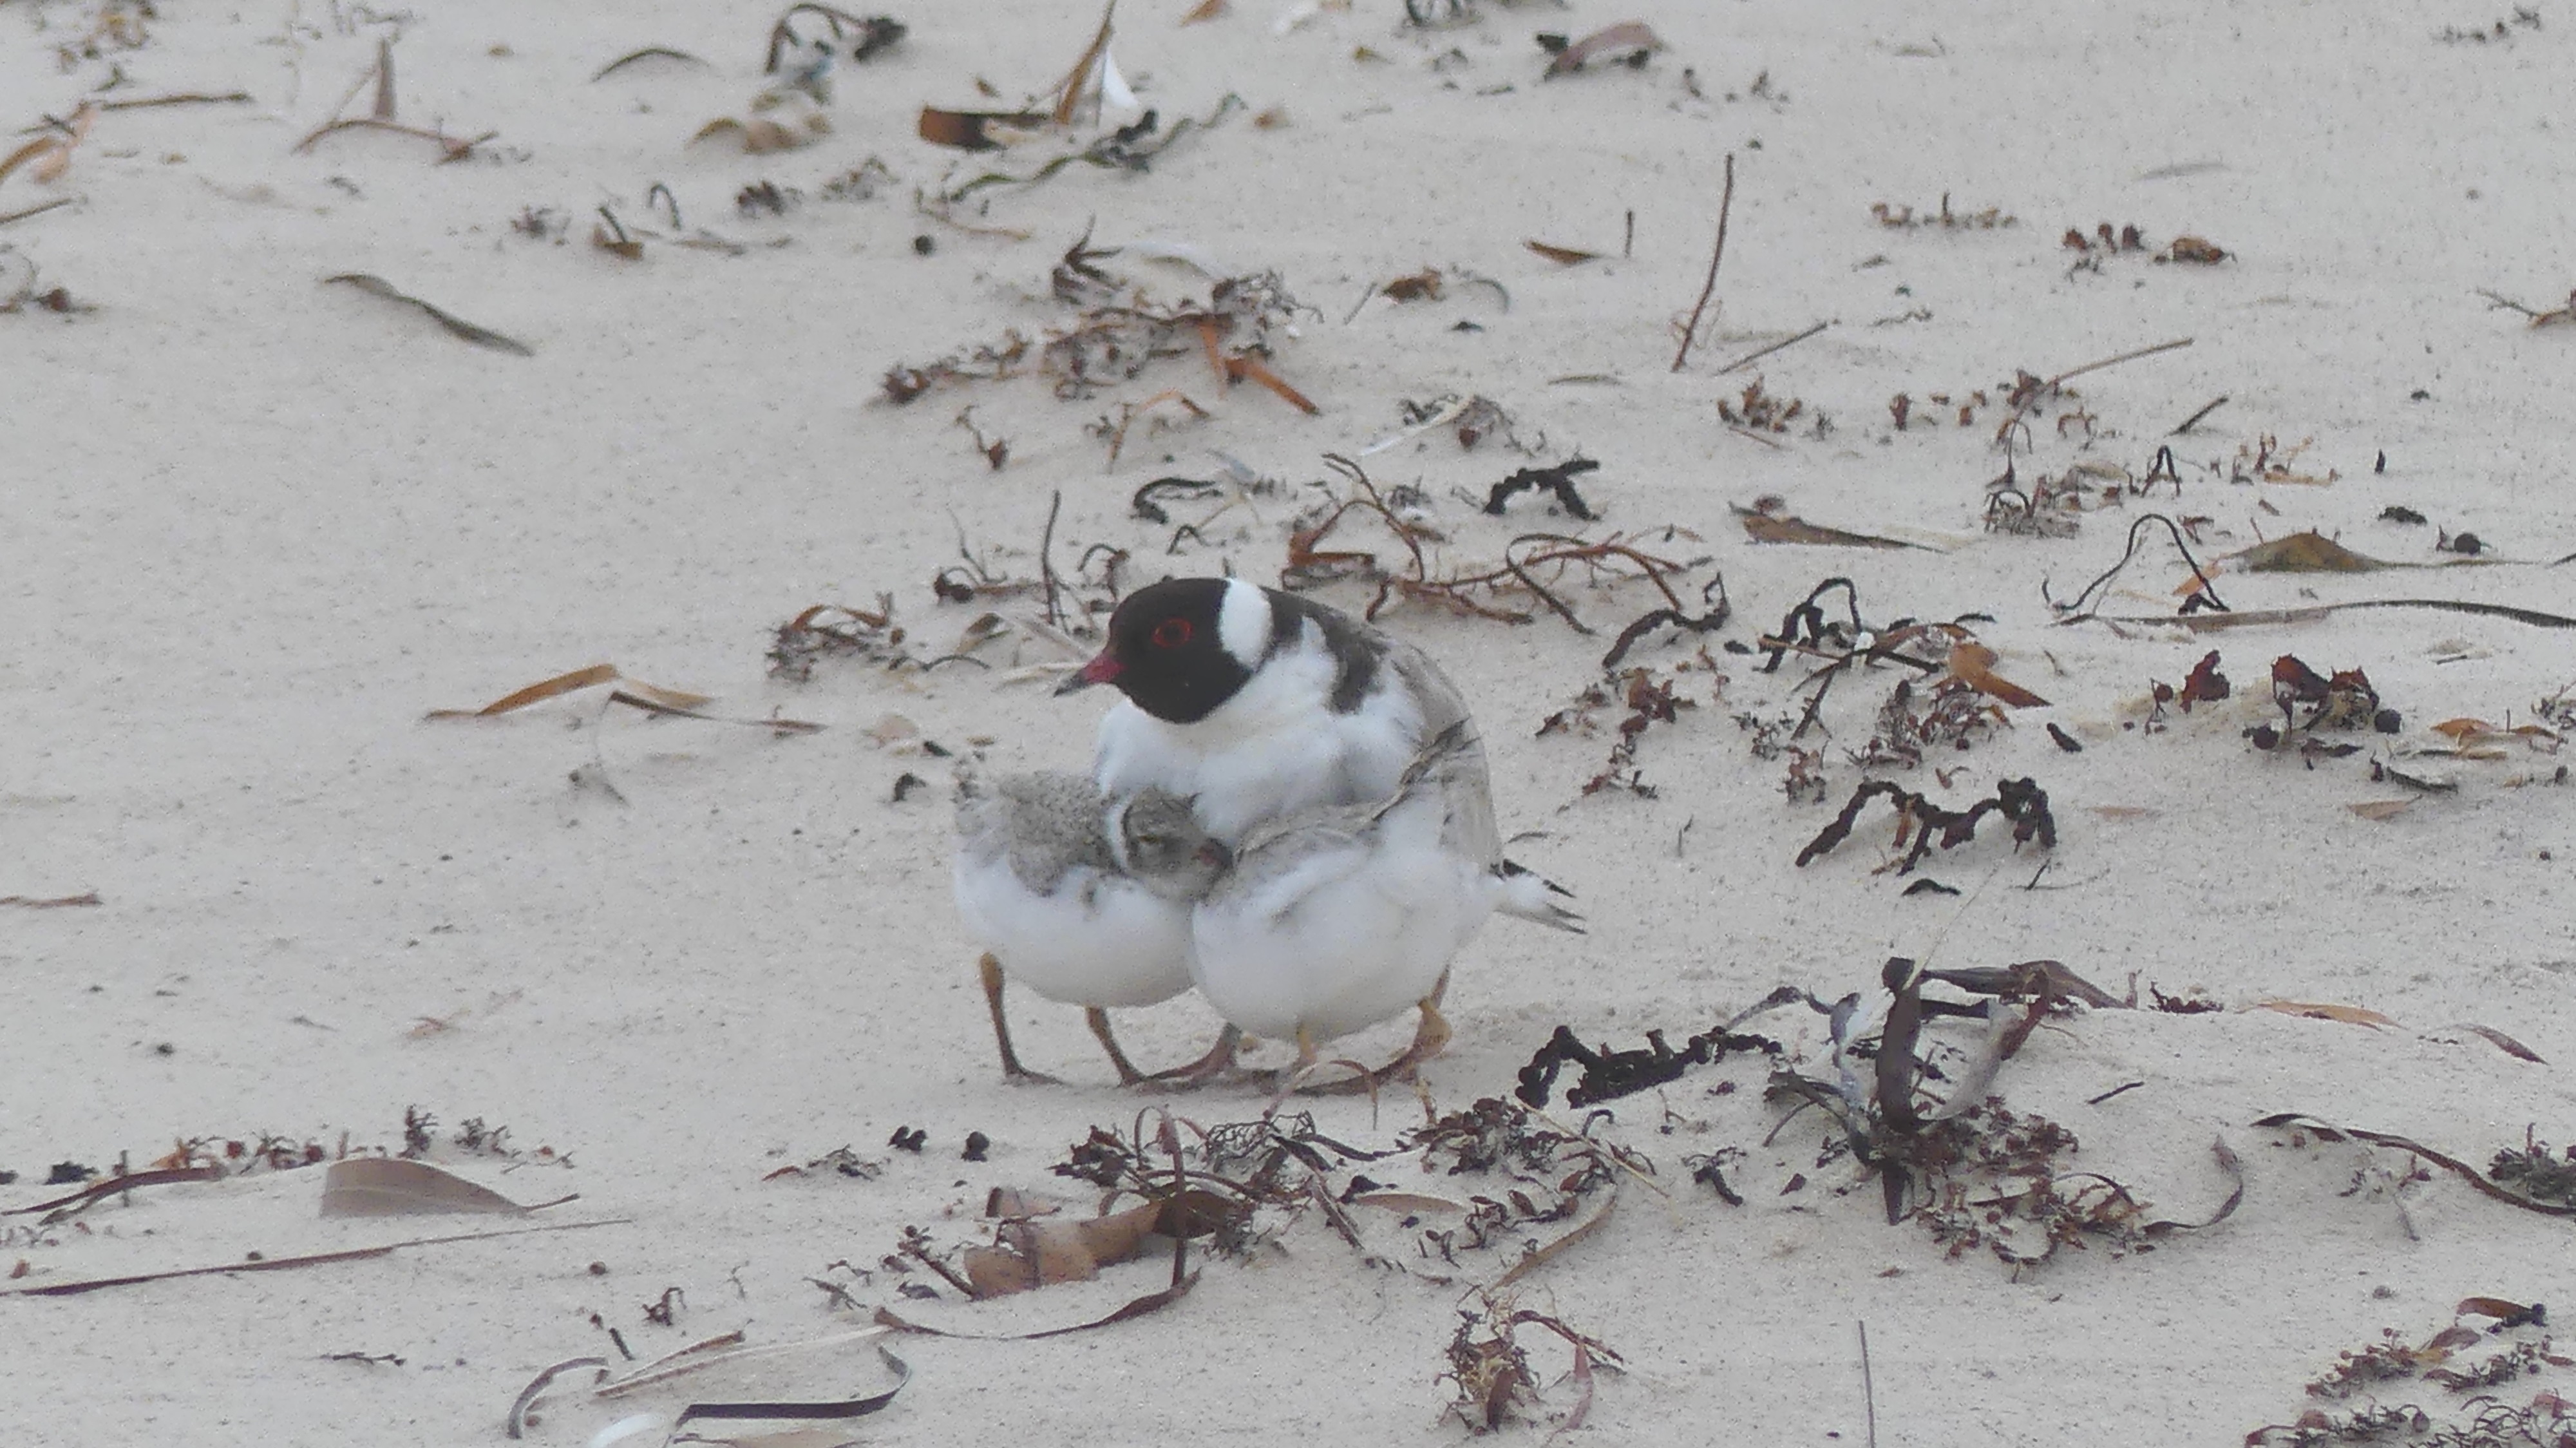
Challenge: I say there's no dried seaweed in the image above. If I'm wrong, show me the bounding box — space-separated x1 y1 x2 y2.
323 274 531 355
2257 1114 2576 1218
764 5 904 73
888 233 1307 408
1482 457 1600 520
768 600 917 680
940 95 1244 200
1796 777 2056 872
1441 1292 1624 1433
1515 989 1800 1108
3 1218 624 1298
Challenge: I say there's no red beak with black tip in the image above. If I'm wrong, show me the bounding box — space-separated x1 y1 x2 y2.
1055 651 1123 696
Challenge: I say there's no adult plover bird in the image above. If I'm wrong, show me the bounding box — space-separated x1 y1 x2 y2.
952 768 1229 1083
1056 578 1578 1077
1177 721 1575 1090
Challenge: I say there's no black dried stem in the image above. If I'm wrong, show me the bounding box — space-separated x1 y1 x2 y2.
1669 151 1735 372
1718 319 1829 376
2047 513 2228 619
1758 577 1864 672
1038 490 1066 630
1598 572 1729 669
2168 395 2228 435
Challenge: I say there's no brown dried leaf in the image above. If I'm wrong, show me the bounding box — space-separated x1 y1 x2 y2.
1180 0 1226 19
963 1200 1163 1297
1050 0 1121 128
2161 234 2228 264
2458 1297 2543 1321
1492 1185 1617 1290
2225 531 2387 574
1544 21 1663 76
2347 799 2414 821
2141 1137 2245 1237
428 663 624 717
0 103 95 188
1733 502 1916 549
694 116 822 153
2450 1024 2545 1063
2247 1000 2401 1029
876 1267 1201 1338
916 107 1045 151
1944 642 2049 708
323 273 534 356
1524 240 1600 265
318 1159 546 1217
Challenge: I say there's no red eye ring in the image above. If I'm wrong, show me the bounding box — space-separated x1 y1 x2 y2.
1151 617 1193 648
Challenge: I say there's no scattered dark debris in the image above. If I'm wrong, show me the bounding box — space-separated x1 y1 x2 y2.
2047 723 2083 753
2436 8 2545 43
763 1147 886 1181
819 157 896 202
1597 575 1731 670
2049 513 2230 619
1130 476 1227 526
2061 222 2146 252
1717 377 1806 433
508 205 565 241
952 406 1009 470
2437 529 2486 557
735 180 799 216
641 1286 684 1326
2149 985 2222 1015
1537 657 1727 799
1441 1294 1623 1434
1284 457 1704 630
1797 777 2056 873
887 226 1307 410
2382 505 2429 526
769 598 916 681
890 772 927 803
1515 995 1797 1109
2229 434 2336 486
401 1107 437 1159
936 95 1245 201
1483 457 1600 521
889 1126 929 1154
1872 196 2016 230
1849 674 2009 770
2477 285 2576 328
1902 877 1960 897
2259 1114 2576 1218
2488 1132 2576 1208
1687 1150 1747 1205
44 1162 95 1186
2249 655 2397 754
962 1132 991 1163
764 6 906 75
2143 650 2231 731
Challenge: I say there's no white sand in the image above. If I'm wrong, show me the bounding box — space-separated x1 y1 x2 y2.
7 0 2573 1442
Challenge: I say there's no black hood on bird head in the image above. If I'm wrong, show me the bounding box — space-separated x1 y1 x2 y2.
1063 577 1253 725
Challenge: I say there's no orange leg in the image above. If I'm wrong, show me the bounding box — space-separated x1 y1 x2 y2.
978 954 1060 1085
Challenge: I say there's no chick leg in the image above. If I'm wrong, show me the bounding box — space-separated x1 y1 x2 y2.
979 953 1060 1085
1084 1007 1150 1086
1142 1024 1244 1090
1265 1025 1327 1114
1300 972 1454 1095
